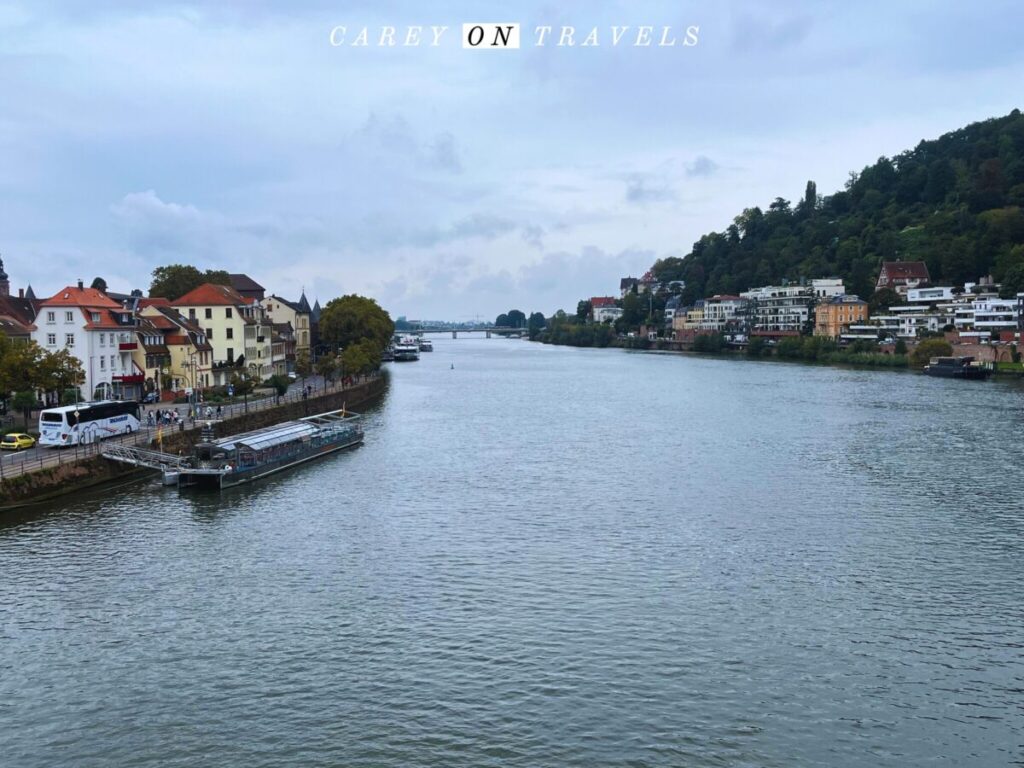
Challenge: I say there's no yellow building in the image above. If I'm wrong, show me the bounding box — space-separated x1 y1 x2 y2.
172 283 273 383
137 302 214 395
262 294 312 357
814 295 868 339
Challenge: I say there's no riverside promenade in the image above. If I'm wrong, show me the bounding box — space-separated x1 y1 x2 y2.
0 374 385 499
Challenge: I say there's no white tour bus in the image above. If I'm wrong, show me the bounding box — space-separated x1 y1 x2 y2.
38 400 142 447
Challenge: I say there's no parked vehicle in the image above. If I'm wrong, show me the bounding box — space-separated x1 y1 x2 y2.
142 392 160 404
1 433 36 451
38 400 141 447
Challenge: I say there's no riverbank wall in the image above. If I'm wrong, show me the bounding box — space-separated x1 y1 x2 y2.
0 375 388 510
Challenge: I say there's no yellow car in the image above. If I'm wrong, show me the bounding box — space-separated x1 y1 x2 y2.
1 433 36 451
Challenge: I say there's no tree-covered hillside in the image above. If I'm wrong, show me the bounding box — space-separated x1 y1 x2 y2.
653 110 1024 303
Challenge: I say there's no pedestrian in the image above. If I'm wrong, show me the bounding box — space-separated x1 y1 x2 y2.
216 405 222 418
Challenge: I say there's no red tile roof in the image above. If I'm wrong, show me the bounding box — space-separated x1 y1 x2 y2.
38 286 122 309
591 297 617 308
173 283 246 306
880 261 930 281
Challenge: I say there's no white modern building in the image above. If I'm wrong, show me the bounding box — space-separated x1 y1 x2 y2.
699 295 749 331
741 279 844 335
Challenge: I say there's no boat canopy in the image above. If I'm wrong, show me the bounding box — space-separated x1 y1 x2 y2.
215 421 318 452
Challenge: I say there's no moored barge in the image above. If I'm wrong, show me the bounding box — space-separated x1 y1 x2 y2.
923 356 992 380
177 408 363 489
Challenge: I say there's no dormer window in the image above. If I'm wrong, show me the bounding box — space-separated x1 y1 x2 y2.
91 312 101 322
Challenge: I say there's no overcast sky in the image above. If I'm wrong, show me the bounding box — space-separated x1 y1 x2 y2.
1 1 1022 320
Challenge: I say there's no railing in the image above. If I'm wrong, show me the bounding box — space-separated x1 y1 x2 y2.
0 373 379 482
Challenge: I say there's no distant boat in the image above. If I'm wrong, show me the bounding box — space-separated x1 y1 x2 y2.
393 335 420 361
418 338 433 352
382 345 395 362
177 409 363 490
923 356 991 380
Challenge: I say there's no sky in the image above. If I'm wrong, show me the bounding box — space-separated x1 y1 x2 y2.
1 1 1023 321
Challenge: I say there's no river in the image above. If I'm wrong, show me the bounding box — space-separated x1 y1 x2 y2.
1 338 1022 767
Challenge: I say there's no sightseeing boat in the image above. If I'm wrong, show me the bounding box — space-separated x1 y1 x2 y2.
393 335 420 361
923 356 992 380
418 338 433 352
177 408 363 490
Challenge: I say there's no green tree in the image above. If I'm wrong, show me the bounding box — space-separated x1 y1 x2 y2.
341 339 381 376
999 263 1024 298
38 349 85 402
868 287 903 315
894 339 908 355
576 300 592 322
495 313 510 327
149 264 230 300
315 352 339 383
318 295 394 360
747 336 767 356
266 374 290 402
90 277 108 293
506 309 526 328
620 292 644 329
12 390 36 430
294 348 312 385
911 338 953 367
527 312 546 339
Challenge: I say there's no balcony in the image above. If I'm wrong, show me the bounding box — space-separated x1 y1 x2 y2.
119 341 138 351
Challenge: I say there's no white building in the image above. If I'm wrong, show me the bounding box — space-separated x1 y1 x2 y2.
699 295 749 331
741 280 844 334
31 282 144 400
906 286 956 303
955 297 1019 339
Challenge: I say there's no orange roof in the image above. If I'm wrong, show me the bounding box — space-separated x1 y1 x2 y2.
173 283 246 306
83 309 124 330
39 286 122 309
139 297 171 308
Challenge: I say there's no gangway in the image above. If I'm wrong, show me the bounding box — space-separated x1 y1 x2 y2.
100 443 188 481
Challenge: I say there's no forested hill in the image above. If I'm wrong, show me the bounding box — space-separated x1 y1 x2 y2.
653 109 1024 303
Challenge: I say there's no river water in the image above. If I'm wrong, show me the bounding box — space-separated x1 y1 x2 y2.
1 338 1022 767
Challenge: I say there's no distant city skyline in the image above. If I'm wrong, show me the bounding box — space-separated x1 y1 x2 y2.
2 1 1023 318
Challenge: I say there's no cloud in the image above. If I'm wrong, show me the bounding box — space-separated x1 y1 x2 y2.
625 175 676 204
685 155 720 177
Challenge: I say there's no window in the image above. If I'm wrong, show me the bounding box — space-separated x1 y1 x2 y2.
227 347 234 362
110 355 116 369
65 311 74 322
226 307 232 318
65 334 75 347
91 312 101 322
226 328 233 339
205 308 212 319
206 328 213 339
100 357 105 370
46 333 56 346
99 333 105 347
46 311 55 323
188 309 196 320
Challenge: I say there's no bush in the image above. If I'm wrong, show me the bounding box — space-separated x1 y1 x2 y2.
747 336 767 357
910 338 953 367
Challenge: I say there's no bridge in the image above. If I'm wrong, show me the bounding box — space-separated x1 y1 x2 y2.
414 326 528 339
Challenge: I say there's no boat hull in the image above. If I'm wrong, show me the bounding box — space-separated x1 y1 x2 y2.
179 434 363 490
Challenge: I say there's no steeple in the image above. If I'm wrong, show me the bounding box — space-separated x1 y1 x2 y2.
297 288 312 314
25 284 36 301
312 298 322 322
0 255 9 297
